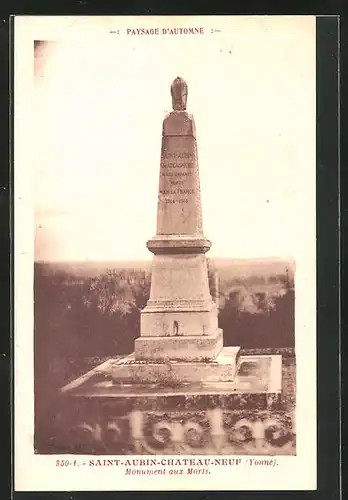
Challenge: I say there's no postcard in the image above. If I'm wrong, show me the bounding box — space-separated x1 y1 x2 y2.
14 15 316 491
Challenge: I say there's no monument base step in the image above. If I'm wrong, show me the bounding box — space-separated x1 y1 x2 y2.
134 328 223 361
106 346 240 384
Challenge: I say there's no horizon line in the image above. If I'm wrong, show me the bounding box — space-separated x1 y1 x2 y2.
35 256 295 264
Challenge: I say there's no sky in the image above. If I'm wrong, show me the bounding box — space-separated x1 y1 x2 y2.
33 16 315 262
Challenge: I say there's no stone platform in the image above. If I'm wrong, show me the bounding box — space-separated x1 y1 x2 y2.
61 352 282 396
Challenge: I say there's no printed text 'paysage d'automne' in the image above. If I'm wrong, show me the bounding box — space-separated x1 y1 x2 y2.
125 27 204 36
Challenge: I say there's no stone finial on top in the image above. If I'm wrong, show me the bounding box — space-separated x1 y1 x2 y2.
170 77 188 111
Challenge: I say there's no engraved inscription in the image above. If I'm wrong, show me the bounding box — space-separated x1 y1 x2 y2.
159 150 195 204
162 152 193 159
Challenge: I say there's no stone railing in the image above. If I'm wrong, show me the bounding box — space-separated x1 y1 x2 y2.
70 409 295 455
37 398 295 456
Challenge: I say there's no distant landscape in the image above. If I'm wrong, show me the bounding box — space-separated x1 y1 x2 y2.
35 257 295 279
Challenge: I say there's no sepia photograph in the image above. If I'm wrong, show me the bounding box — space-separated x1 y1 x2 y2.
15 16 316 491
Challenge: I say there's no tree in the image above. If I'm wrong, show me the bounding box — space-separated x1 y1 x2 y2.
218 277 295 349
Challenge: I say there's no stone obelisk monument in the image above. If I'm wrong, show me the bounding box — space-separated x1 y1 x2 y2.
102 76 239 385
136 77 222 362
81 77 241 385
